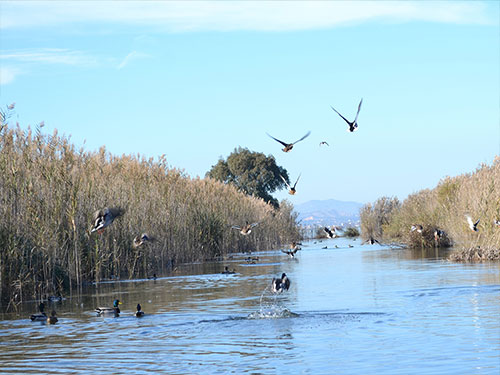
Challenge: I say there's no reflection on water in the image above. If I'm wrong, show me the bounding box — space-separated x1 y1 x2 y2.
1 238 499 374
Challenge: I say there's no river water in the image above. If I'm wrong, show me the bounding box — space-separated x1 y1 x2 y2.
1 238 499 374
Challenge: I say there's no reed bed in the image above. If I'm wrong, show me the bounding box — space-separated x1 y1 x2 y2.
0 124 300 304
360 158 500 261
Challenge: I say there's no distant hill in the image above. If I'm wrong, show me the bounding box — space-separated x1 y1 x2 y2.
293 199 364 227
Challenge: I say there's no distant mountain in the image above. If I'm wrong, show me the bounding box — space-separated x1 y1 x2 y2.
293 199 364 227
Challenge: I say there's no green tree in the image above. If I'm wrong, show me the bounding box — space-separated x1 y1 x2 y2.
206 147 289 208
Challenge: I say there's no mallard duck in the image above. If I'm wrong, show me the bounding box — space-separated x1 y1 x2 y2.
91 207 125 233
47 310 58 324
494 220 500 227
245 256 259 264
410 224 423 233
222 266 236 274
434 229 444 242
330 98 363 132
30 302 47 321
133 233 155 248
271 273 291 293
323 226 336 239
280 173 301 195
466 216 479 232
95 299 122 315
266 131 311 152
231 221 259 235
362 236 380 245
281 242 301 258
135 304 145 317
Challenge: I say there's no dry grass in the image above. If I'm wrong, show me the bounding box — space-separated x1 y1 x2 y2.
0 123 300 303
360 158 500 261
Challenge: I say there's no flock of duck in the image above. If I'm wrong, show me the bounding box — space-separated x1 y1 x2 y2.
29 99 364 323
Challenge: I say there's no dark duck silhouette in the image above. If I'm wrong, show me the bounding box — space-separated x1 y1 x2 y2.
91 207 124 234
281 242 301 258
330 98 363 132
271 273 291 293
362 236 380 245
135 304 145 317
280 173 301 195
266 131 311 152
30 302 47 321
323 226 337 239
231 221 259 235
222 266 236 274
47 310 58 324
95 299 122 315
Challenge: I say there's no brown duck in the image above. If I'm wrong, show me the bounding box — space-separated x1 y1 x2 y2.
266 131 311 152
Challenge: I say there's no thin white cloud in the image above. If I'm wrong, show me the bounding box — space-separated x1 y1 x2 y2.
0 1 495 31
0 66 21 85
117 51 150 70
0 48 99 67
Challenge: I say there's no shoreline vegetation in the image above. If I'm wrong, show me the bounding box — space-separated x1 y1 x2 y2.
360 158 500 262
0 123 300 304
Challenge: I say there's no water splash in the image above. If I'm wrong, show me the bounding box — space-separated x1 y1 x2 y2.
247 285 298 319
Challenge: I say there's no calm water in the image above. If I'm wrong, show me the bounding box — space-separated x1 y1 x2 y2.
1 238 499 374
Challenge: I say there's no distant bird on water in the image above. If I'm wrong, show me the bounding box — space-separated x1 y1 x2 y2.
330 98 363 132
91 207 124 234
280 173 301 195
135 304 145 317
222 266 236 274
266 131 311 152
271 273 291 293
466 216 480 232
232 221 259 235
133 233 155 248
47 310 58 324
95 299 122 315
30 302 47 321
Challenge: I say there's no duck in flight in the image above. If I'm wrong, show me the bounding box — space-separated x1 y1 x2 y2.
133 233 155 248
280 173 301 195
466 216 480 232
319 141 329 146
281 243 301 258
271 273 291 293
232 221 259 235
266 131 311 152
324 226 337 239
330 98 363 132
362 236 380 245
411 224 423 233
91 207 124 234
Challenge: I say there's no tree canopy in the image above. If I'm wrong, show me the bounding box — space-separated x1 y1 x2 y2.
206 147 289 208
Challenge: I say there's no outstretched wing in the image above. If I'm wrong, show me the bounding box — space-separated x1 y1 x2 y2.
266 133 288 147
231 225 242 230
330 106 351 125
466 215 474 228
250 222 259 228
293 173 301 189
354 98 363 123
292 130 311 145
280 174 291 190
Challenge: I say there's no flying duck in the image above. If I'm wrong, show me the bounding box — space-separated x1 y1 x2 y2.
319 141 329 146
330 98 363 132
494 220 500 227
231 221 259 235
135 304 145 317
47 310 58 324
280 174 301 195
466 216 479 232
271 273 291 293
30 302 47 321
323 226 337 239
133 233 155 248
362 236 380 245
410 224 423 233
266 131 311 152
95 299 122 315
91 207 125 234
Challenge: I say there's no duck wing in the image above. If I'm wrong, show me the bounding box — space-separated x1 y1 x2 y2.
354 98 363 123
292 131 311 145
266 133 289 147
293 173 301 189
331 106 351 125
280 174 291 190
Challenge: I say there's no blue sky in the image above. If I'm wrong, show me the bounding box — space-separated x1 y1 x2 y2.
0 1 498 205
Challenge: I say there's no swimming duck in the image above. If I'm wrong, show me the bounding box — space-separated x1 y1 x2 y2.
245 256 259 264
147 273 158 280
47 310 58 324
95 299 122 315
30 302 47 321
348 244 354 248
330 98 363 132
466 216 479 232
222 266 236 274
231 221 259 235
135 304 145 317
280 173 301 195
266 131 311 152
410 224 423 233
91 207 125 233
271 273 291 293
323 226 337 239
133 233 155 248
362 236 380 245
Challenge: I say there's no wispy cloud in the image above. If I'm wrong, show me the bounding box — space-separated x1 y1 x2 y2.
117 51 150 70
0 66 21 85
1 1 495 31
0 48 99 67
